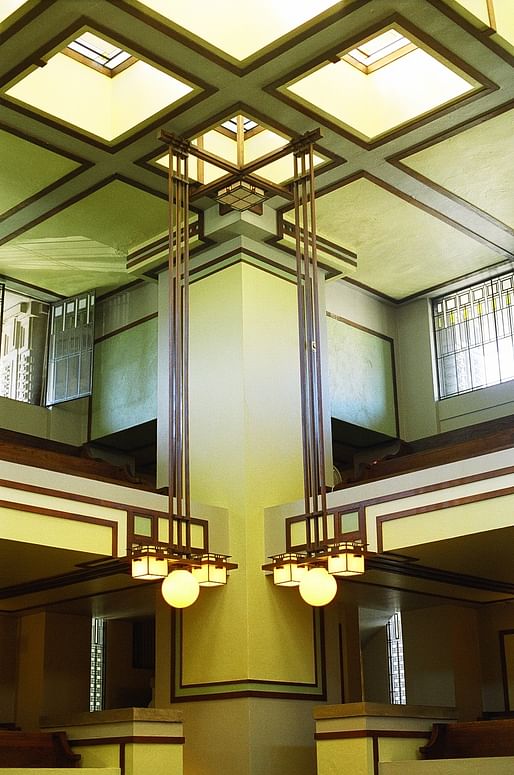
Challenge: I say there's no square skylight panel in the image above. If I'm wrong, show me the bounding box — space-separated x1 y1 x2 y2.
67 32 133 72
4 31 196 142
283 26 481 141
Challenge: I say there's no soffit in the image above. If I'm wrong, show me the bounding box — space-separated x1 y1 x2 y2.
0 180 168 295
0 539 98 589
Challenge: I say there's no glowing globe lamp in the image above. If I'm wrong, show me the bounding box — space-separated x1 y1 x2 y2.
162 569 200 608
299 566 337 606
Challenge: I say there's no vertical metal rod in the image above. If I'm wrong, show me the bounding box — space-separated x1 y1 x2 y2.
168 145 176 528
293 154 310 515
167 141 191 551
309 144 327 521
293 140 327 539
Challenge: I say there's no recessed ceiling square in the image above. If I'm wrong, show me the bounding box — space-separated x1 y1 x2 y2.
137 0 339 60
4 30 196 142
282 25 482 141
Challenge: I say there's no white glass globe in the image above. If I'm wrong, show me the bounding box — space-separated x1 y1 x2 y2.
299 567 337 607
161 569 200 608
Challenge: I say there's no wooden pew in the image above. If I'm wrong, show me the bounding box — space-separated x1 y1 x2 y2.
420 719 514 759
0 730 80 767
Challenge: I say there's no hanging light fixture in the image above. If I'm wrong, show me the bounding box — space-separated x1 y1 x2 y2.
125 132 238 609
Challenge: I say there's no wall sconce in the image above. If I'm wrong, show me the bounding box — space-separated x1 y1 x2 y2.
263 541 367 607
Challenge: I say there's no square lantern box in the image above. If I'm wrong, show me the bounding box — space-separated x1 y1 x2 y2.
327 545 365 577
272 553 308 587
191 554 228 587
131 547 168 580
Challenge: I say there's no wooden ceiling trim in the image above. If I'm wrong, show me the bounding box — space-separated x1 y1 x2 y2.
426 0 514 66
0 0 57 46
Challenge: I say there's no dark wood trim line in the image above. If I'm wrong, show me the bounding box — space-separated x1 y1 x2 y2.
499 629 514 712
0 558 128 600
349 575 514 607
395 257 514 305
0 120 91 166
0 497 118 556
376 483 514 553
0 0 57 46
0 173 166 248
314 729 430 740
0 273 65 301
388 99 514 162
96 280 144 303
373 734 379 775
357 172 512 259
69 736 185 746
425 0 514 66
0 82 213 155
113 0 369 78
392 157 514 239
0 581 146 615
172 608 325 702
368 556 514 595
95 312 158 344
358 464 514 509
0 476 161 510
265 11 498 151
0 164 93 224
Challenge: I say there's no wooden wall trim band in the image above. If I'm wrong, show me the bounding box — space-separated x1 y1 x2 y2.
314 729 430 740
69 735 185 746
0 475 159 510
94 312 158 344
376 483 514 553
0 497 118 557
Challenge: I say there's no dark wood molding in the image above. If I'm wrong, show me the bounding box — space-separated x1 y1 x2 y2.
0 496 119 556
425 0 514 67
94 312 158 344
315 729 430 740
376 483 514 553
69 736 185 746
499 629 514 712
0 476 162 510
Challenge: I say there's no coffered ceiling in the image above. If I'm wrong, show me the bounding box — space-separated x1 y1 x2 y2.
0 0 512 302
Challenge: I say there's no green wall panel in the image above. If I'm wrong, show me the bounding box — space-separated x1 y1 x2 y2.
91 318 157 439
327 314 397 437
